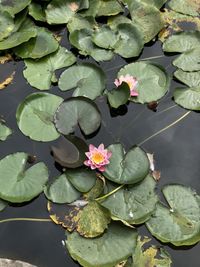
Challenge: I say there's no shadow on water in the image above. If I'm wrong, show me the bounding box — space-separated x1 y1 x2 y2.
0 18 200 267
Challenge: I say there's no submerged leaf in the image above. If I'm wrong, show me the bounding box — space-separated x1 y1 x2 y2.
54 97 101 136
45 173 81 204
51 136 88 168
146 185 200 246
0 152 48 203
173 86 200 111
23 46 76 90
104 144 150 184
16 92 63 141
66 223 138 267
59 63 106 100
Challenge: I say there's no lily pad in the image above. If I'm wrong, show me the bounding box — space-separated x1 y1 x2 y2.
0 11 14 41
0 152 48 203
14 27 59 59
59 63 106 100
51 135 88 168
127 1 164 43
0 0 31 16
66 168 97 193
97 0 123 17
54 97 101 136
0 122 12 141
104 144 150 184
146 185 200 246
173 48 200 71
0 259 38 267
23 46 76 90
67 14 97 33
114 23 144 58
0 18 37 50
92 25 119 49
107 82 130 109
66 223 138 267
173 86 200 111
69 28 114 61
163 31 200 53
77 201 111 237
168 0 200 16
84 178 104 200
174 69 200 87
118 62 170 104
28 2 47 22
44 173 81 204
101 175 158 224
0 199 7 211
132 236 172 267
16 92 63 141
45 0 88 24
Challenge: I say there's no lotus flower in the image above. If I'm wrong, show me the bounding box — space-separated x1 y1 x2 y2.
84 144 112 172
114 74 139 96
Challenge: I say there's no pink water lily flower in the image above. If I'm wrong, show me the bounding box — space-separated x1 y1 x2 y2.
114 74 139 96
84 144 112 172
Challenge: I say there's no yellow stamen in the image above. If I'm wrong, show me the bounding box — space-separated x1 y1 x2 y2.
92 152 104 164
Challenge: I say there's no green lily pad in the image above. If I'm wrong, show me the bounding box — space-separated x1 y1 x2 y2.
173 48 200 71
51 136 88 168
84 178 104 201
107 82 130 109
14 27 59 59
54 97 101 136
146 185 200 246
127 1 164 43
16 92 63 142
0 18 37 50
66 168 97 193
0 0 31 16
45 0 88 24
118 62 170 104
114 23 144 58
104 144 150 185
163 31 200 53
137 0 167 9
59 63 106 100
174 69 200 87
44 173 81 204
101 175 158 224
173 86 200 111
0 152 48 203
77 201 111 238
0 11 14 41
92 25 119 49
79 0 100 17
69 28 114 61
0 122 12 141
0 199 7 212
168 0 200 16
97 0 123 17
23 46 76 90
66 223 138 267
132 236 172 267
28 2 46 22
67 14 97 33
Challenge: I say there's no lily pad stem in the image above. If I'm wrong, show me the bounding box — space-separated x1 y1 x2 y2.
95 184 124 202
0 217 51 224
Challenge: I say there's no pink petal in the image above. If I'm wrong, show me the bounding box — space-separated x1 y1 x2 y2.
98 166 105 172
107 151 112 158
89 144 95 152
98 143 105 151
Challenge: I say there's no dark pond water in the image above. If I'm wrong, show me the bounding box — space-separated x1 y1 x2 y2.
0 29 200 267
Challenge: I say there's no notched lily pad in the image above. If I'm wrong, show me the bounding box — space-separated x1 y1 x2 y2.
66 223 138 267
104 144 150 185
0 152 48 203
0 121 12 141
23 46 76 90
51 135 88 168
173 86 200 111
173 48 200 72
45 173 81 204
174 69 200 87
101 175 158 224
16 92 63 142
168 0 200 16
146 185 200 246
54 96 101 136
107 82 130 109
118 62 170 104
59 63 106 100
